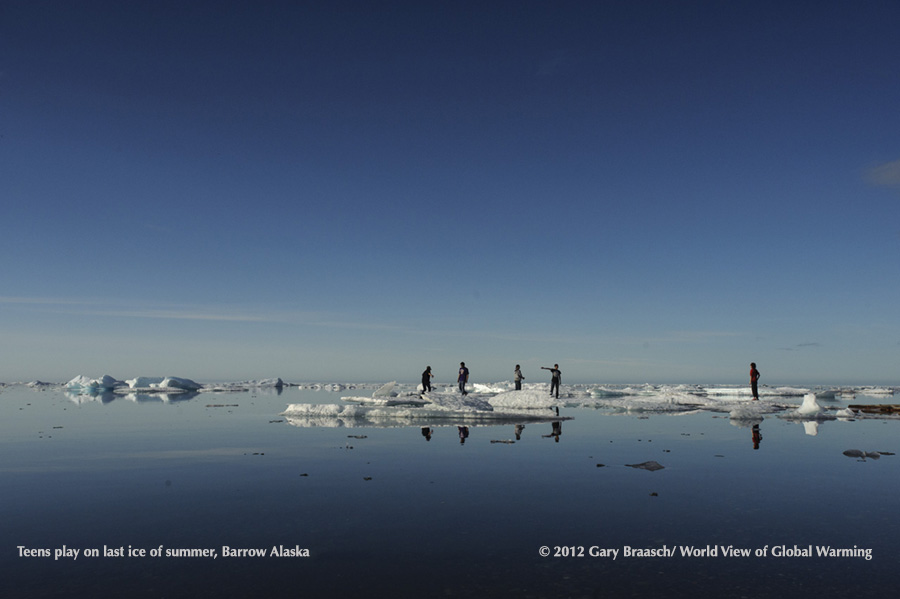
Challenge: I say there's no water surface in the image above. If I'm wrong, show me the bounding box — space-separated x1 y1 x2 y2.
2 385 898 598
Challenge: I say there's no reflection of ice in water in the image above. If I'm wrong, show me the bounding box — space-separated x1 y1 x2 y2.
803 421 819 436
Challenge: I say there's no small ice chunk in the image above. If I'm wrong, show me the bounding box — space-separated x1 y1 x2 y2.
372 382 398 397
797 393 822 415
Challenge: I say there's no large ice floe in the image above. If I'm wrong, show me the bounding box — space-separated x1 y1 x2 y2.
284 382 899 427
283 387 565 428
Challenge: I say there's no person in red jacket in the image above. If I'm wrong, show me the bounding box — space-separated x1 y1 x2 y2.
750 362 760 400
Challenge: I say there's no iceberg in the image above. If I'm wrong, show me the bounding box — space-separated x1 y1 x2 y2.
66 374 124 393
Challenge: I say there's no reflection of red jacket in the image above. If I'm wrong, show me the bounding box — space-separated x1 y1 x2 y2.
750 368 760 383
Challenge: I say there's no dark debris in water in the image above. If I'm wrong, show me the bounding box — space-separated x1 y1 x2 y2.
843 449 891 460
626 461 665 471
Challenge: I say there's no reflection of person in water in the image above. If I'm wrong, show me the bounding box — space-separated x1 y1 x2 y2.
458 425 469 445
542 421 562 442
421 427 432 442
515 424 525 440
421 366 433 394
752 424 762 450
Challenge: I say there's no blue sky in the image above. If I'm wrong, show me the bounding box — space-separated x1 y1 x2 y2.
2 0 899 385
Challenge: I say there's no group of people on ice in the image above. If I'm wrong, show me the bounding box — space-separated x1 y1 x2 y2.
420 362 563 399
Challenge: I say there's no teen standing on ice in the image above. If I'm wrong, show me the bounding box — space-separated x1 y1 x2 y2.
541 364 561 399
458 362 469 395
421 366 433 394
514 365 524 390
750 362 760 400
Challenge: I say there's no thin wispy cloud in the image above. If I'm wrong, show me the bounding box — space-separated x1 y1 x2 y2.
779 342 822 351
1 296 309 324
866 158 900 188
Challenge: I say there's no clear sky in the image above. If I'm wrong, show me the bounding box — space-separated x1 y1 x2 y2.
2 0 899 385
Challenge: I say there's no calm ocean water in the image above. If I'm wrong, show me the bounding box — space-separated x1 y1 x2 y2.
2 384 898 598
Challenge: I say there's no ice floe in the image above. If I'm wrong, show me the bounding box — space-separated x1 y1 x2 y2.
284 388 564 428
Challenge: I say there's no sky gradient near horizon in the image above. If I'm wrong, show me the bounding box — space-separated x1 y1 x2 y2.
2 0 899 385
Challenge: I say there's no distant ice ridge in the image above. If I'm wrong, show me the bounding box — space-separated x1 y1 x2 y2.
65 374 284 394
201 378 285 392
702 386 810 397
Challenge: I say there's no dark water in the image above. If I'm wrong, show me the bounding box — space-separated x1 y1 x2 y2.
2 385 898 598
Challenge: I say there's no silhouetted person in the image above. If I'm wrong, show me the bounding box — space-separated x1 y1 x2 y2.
514 365 524 390
541 364 562 399
458 362 469 396
750 362 760 400
421 366 433 394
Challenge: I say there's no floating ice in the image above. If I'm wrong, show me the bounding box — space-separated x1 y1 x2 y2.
487 389 559 409
702 386 810 397
125 376 202 391
67 374 124 392
372 381 399 397
202 378 285 392
797 393 821 416
472 383 508 394
282 402 565 428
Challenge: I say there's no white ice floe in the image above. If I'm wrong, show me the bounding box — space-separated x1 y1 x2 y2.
341 395 429 407
67 374 205 394
779 393 835 422
854 387 895 396
702 386 810 397
728 404 768 422
797 393 822 415
284 390 563 427
488 389 560 409
572 386 711 413
342 380 428 406
125 376 203 391
67 374 124 392
201 378 285 392
472 383 509 394
372 381 399 397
